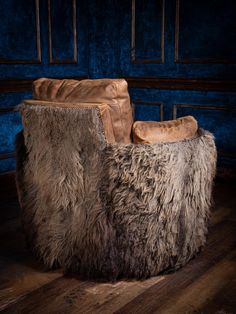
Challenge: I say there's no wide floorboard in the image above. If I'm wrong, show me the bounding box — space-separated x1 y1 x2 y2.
0 181 235 314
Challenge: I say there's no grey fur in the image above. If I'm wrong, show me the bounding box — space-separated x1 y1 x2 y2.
16 103 217 279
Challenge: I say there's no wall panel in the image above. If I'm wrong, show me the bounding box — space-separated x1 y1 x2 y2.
133 101 163 121
175 0 236 63
0 111 22 154
0 91 32 173
173 104 236 158
0 157 16 173
129 87 236 170
120 0 236 78
0 0 41 64
131 0 164 63
0 0 235 177
48 0 77 63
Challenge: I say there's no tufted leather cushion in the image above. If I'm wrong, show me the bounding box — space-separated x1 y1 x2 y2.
132 116 198 144
32 78 133 143
24 100 116 143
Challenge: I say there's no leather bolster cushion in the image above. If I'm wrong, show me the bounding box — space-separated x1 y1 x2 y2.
24 100 116 144
33 78 133 144
132 116 198 144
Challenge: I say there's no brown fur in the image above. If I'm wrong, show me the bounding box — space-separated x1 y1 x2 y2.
16 103 217 279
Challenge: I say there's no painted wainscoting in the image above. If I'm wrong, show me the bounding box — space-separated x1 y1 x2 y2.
0 0 236 186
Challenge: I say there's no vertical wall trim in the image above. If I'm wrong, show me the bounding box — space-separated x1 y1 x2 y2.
131 0 136 62
174 0 180 63
35 0 42 63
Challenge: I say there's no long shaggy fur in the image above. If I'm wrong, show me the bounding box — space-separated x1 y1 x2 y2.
16 103 217 280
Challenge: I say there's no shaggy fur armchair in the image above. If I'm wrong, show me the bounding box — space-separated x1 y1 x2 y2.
15 78 217 280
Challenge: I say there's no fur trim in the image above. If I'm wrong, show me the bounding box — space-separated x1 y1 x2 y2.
16 104 217 279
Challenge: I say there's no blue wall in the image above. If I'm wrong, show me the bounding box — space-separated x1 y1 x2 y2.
0 0 236 174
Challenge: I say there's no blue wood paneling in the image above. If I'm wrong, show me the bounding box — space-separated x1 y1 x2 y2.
0 0 235 174
120 0 236 78
134 101 163 121
174 104 236 157
0 92 31 172
0 157 16 173
130 88 236 169
176 0 236 63
0 111 22 154
0 92 32 109
132 0 164 63
88 0 120 78
49 0 77 63
0 0 88 78
0 0 40 63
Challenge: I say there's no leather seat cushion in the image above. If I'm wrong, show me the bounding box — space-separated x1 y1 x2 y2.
24 100 116 144
132 116 198 144
33 78 133 143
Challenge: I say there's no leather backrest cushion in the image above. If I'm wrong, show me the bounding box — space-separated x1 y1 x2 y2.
33 78 133 144
132 116 198 144
24 99 116 144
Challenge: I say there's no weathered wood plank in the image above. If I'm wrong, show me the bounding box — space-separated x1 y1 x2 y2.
1 277 95 314
154 250 236 314
199 276 236 314
0 258 61 311
69 277 165 314
0 181 235 313
2 221 235 314
0 272 165 313
0 217 62 311
114 221 236 314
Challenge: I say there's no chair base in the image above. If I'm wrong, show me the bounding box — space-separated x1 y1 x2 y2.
16 104 217 280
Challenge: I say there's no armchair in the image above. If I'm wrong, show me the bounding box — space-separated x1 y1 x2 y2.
15 78 216 280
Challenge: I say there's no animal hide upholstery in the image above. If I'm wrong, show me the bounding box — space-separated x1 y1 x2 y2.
16 103 217 280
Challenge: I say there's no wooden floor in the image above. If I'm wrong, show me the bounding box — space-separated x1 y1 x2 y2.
0 181 235 314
